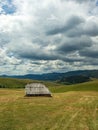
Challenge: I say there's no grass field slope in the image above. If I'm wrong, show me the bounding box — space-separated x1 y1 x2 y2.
0 77 98 92
0 89 98 130
0 78 98 130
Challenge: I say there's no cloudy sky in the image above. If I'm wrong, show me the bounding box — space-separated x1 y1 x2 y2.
0 0 98 75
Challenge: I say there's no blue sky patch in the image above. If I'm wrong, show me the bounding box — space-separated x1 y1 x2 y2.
2 0 16 14
96 0 98 6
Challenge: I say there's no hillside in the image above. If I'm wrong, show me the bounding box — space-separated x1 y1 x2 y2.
59 75 91 84
0 77 98 93
50 80 98 93
0 70 98 82
0 73 65 81
0 89 98 130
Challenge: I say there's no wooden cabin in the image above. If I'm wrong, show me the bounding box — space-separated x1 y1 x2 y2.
25 83 52 97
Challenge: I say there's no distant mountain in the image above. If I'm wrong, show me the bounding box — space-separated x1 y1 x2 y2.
59 75 91 84
0 70 98 82
0 73 65 81
62 70 98 78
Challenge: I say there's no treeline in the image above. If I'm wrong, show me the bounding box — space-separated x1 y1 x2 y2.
0 84 6 88
59 75 91 84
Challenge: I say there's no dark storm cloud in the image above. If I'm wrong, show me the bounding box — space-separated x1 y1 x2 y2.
77 57 98 66
46 15 84 35
84 23 98 36
17 49 59 61
12 44 85 63
62 57 84 63
79 49 98 58
32 54 84 63
56 36 92 53
65 20 98 37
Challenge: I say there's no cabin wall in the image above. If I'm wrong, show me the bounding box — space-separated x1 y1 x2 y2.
25 83 51 96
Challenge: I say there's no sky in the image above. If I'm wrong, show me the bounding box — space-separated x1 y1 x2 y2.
0 0 98 75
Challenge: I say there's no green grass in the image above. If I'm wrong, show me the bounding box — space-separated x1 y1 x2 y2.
0 77 42 88
0 89 98 130
0 78 98 129
0 77 98 93
49 80 98 93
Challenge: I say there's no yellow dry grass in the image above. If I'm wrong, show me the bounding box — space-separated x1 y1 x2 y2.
0 89 98 130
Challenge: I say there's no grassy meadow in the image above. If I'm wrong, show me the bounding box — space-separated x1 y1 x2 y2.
0 78 98 130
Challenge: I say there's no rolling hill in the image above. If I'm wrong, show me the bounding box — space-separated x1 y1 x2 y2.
0 70 98 82
0 77 98 93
